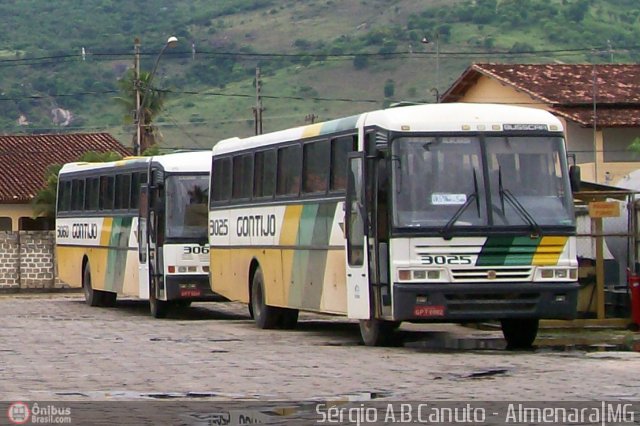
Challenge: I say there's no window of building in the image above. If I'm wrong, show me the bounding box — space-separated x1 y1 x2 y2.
0 217 12 231
19 217 54 231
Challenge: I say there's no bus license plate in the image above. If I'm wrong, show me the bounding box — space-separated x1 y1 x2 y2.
414 305 445 317
180 289 202 297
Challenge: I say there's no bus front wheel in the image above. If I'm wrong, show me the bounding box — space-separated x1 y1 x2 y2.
501 318 539 349
149 279 170 319
250 267 279 329
359 319 398 347
83 263 103 307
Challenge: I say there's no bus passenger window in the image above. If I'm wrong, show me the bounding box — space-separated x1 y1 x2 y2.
115 174 131 210
85 178 99 210
330 135 356 191
99 176 115 211
303 140 329 193
276 145 301 196
212 158 232 202
254 149 276 198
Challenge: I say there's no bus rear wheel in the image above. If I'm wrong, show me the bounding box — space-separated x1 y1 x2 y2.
359 319 397 346
501 318 539 349
250 267 279 329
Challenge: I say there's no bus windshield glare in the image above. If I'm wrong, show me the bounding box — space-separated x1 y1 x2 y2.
391 135 575 231
165 175 209 239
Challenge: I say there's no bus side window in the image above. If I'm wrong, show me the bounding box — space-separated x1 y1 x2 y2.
71 179 85 211
276 145 301 196
330 135 356 191
99 175 115 211
115 174 131 210
57 180 72 213
253 149 276 199
232 154 253 200
85 178 99 211
303 140 329 193
212 158 231 203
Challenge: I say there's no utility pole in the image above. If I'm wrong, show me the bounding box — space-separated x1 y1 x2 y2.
253 67 264 135
134 38 142 156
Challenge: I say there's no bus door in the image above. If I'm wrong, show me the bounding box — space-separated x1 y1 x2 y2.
137 184 150 299
345 152 371 319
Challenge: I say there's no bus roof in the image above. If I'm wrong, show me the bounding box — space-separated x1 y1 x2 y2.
212 103 564 155
59 150 212 175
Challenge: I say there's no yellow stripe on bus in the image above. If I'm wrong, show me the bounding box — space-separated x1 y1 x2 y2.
302 123 323 138
279 205 303 246
532 236 567 265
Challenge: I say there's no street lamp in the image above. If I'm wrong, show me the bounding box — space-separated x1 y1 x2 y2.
421 33 440 102
134 36 178 155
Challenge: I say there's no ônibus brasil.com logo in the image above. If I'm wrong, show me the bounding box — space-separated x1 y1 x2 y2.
7 402 30 425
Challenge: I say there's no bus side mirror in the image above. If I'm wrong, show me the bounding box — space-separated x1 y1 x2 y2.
569 165 581 192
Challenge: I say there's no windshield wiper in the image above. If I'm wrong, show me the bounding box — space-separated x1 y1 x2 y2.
498 166 542 237
440 169 480 239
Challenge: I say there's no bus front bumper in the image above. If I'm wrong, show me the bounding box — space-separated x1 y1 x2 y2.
165 275 220 301
392 282 579 322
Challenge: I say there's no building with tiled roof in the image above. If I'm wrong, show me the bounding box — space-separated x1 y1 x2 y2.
0 133 130 231
441 63 640 183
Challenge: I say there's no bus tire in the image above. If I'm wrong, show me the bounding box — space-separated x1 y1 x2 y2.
501 318 539 349
250 267 279 329
359 319 396 347
278 308 299 330
149 280 170 319
82 263 103 307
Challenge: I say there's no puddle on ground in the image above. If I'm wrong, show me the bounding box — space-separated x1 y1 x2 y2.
535 338 640 353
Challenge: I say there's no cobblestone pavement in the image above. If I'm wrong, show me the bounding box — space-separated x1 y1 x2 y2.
1 293 640 403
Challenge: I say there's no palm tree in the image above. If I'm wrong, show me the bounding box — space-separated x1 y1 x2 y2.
115 69 168 154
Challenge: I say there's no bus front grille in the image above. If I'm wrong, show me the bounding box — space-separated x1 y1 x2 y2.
450 267 532 282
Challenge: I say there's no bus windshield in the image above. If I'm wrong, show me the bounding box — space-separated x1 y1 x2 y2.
165 174 209 239
391 135 575 231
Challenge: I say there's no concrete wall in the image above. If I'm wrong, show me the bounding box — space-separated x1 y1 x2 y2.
0 231 67 290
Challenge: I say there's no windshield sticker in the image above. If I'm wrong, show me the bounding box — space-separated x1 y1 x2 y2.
431 193 467 205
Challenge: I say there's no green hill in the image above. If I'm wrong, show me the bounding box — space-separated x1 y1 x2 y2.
0 0 638 151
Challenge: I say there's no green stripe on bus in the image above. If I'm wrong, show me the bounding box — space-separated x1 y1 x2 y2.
476 236 540 266
319 115 359 136
105 216 132 292
289 203 336 310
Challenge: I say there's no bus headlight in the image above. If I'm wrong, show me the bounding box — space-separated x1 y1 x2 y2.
398 269 442 282
538 267 578 281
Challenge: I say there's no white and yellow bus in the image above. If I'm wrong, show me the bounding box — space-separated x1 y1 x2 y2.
208 103 579 348
56 151 216 317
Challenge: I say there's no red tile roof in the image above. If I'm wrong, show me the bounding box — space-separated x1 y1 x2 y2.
0 133 131 203
441 63 640 127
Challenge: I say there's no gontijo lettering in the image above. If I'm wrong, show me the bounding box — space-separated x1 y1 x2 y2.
72 223 98 239
236 214 276 237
